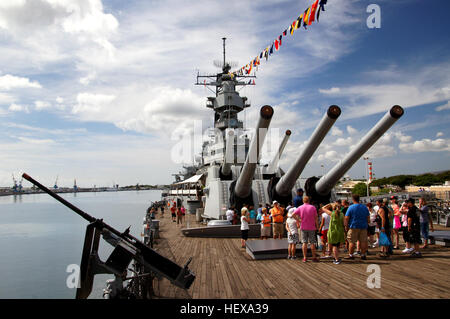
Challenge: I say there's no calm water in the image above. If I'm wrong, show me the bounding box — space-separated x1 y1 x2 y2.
0 190 161 299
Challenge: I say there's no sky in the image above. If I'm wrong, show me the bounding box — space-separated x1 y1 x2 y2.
0 0 449 188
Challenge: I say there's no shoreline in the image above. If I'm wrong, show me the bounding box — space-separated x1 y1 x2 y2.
0 188 166 197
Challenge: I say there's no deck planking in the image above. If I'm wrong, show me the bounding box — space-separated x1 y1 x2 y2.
151 210 450 299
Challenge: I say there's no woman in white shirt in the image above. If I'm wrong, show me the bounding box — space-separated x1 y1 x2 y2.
240 209 250 248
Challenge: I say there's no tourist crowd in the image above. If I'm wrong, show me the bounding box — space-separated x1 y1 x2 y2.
230 188 434 264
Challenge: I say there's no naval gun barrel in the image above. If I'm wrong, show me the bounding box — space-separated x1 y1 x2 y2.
315 105 404 196
234 105 274 198
275 105 341 197
266 130 291 174
220 130 235 177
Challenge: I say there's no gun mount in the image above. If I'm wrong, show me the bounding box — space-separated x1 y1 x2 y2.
22 173 195 299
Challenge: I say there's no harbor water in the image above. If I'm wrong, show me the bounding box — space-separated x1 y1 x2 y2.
0 190 161 299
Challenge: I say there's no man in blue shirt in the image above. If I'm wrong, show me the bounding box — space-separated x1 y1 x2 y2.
293 188 304 208
344 194 370 260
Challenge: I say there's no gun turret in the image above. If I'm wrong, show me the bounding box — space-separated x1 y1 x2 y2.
266 129 291 174
271 105 341 202
307 105 404 204
22 173 195 299
231 105 274 204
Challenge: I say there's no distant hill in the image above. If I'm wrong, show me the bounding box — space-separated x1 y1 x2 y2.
371 170 450 188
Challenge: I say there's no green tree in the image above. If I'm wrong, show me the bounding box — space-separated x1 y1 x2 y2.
352 182 369 197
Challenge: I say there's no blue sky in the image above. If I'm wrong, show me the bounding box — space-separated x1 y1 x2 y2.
0 0 449 187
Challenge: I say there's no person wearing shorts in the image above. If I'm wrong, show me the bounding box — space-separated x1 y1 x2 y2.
407 199 422 257
271 201 284 239
260 208 271 239
319 207 331 257
286 208 299 259
295 196 319 262
170 205 176 222
344 194 370 260
240 210 250 248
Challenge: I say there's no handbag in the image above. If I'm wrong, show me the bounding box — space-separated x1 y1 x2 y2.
379 231 391 247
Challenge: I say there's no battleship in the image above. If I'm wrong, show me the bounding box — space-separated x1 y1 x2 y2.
161 39 404 237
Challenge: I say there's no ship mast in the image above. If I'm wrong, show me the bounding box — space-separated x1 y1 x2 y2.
195 38 256 131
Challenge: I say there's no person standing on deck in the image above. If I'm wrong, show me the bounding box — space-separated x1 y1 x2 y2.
256 204 263 223
390 196 402 249
286 208 299 259
377 199 392 258
240 208 250 248
344 194 370 260
260 207 271 239
419 197 434 249
249 205 256 224
341 200 350 252
271 201 284 239
367 202 378 247
293 188 304 208
170 204 177 222
322 203 345 264
160 205 164 217
180 205 186 224
295 196 319 262
400 202 413 253
241 204 249 226
318 205 331 257
176 206 183 226
226 206 234 224
406 198 422 257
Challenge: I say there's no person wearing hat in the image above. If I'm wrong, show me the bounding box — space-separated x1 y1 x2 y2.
293 188 304 208
270 201 284 239
286 208 299 259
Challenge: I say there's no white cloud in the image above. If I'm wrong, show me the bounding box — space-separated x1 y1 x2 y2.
8 103 29 113
436 132 444 137
72 92 116 114
319 87 340 94
16 136 56 145
34 100 51 110
399 138 450 153
56 96 64 104
0 74 41 90
346 125 357 135
333 137 353 146
317 150 340 162
331 126 343 136
436 101 450 112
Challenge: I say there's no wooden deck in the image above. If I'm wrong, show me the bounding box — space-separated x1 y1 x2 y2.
151 210 450 299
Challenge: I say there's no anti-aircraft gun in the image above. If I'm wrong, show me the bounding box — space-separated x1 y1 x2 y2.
22 173 195 299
